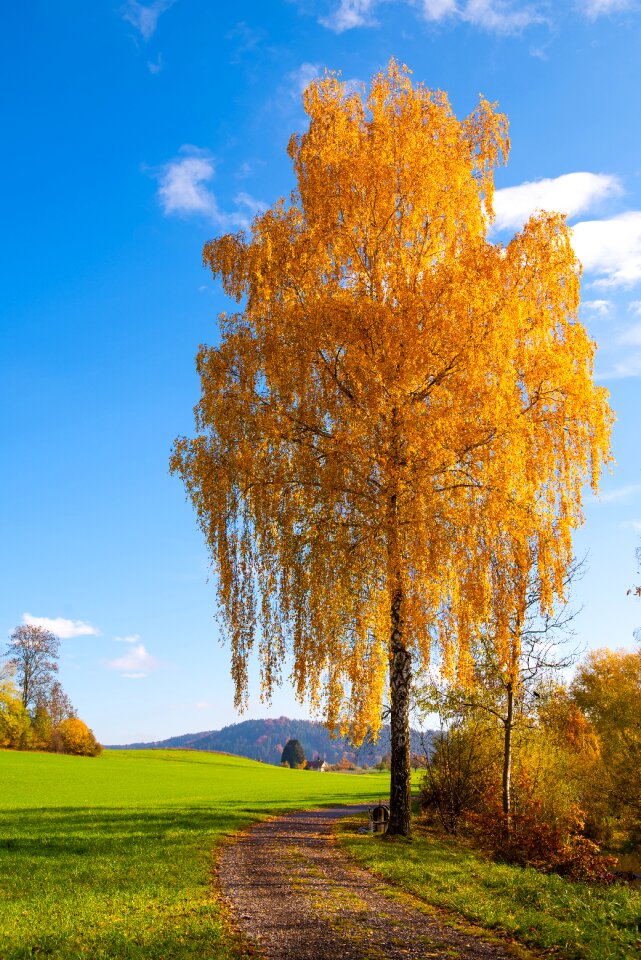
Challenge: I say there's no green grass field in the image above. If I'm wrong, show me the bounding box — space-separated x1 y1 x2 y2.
4 749 640 960
338 818 641 960
0 748 389 960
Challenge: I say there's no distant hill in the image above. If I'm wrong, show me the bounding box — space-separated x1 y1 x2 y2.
107 716 432 766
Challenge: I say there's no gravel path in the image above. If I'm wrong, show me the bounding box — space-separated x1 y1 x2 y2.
218 806 534 960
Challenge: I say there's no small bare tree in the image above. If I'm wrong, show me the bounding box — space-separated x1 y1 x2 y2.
5 624 60 711
417 556 585 834
37 680 75 725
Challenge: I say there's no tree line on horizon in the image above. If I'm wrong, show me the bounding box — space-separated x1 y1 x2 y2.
112 715 428 766
0 624 101 756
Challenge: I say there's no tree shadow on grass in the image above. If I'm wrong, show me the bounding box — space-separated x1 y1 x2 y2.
0 805 253 959
0 799 374 959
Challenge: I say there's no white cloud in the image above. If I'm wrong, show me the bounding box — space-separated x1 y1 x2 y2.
22 613 101 639
147 54 164 74
288 62 324 97
122 0 175 41
597 353 641 379
106 643 160 677
156 149 263 230
493 176 641 288
158 152 218 217
628 300 641 315
318 0 638 32
419 0 458 20
579 0 635 18
581 299 612 315
321 0 544 32
320 0 378 31
594 483 641 503
493 172 621 232
114 633 141 644
572 211 641 286
234 192 268 216
236 162 253 180
462 0 543 32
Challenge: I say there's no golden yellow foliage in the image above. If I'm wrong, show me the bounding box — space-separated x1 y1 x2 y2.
0 680 31 749
171 60 612 754
57 717 101 756
572 648 641 821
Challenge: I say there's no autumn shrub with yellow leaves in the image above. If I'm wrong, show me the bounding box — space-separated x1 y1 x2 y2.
54 717 102 757
420 675 620 881
0 679 31 750
0 674 100 757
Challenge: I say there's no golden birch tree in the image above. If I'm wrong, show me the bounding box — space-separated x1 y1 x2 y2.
171 60 613 836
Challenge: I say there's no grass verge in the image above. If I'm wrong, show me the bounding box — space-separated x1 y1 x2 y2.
337 814 641 960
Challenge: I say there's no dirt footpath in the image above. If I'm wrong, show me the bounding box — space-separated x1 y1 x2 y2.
218 806 535 960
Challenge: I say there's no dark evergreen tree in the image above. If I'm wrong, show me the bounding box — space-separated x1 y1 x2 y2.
281 738 305 769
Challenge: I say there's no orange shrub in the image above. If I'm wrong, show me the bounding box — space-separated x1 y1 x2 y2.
57 718 101 756
468 804 616 883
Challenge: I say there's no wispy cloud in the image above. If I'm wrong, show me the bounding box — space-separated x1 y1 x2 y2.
596 353 641 379
225 21 263 61
581 299 612 315
579 0 635 18
122 0 176 41
627 300 641 315
572 211 641 287
114 633 141 644
320 0 378 31
288 62 324 97
318 0 638 31
147 54 164 74
321 0 545 32
236 162 253 180
155 148 265 230
418 0 458 20
593 483 641 502
106 642 160 678
462 0 544 32
493 172 621 232
617 323 641 346
234 192 268 216
22 613 101 639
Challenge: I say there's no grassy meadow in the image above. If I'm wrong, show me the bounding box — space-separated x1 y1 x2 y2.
338 817 641 960
4 749 639 960
0 748 389 960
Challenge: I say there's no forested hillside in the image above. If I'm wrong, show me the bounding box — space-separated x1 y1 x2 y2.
107 717 430 766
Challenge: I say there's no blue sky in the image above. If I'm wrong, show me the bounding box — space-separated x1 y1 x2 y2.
1 0 640 744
